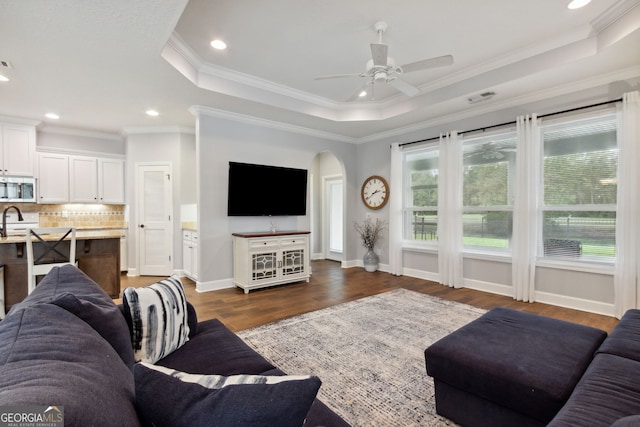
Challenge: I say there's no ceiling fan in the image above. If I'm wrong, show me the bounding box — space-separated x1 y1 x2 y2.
314 21 454 100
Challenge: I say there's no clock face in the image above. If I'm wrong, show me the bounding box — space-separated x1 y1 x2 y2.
361 175 389 210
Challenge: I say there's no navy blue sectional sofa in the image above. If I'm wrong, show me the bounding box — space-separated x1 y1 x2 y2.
426 307 640 427
548 309 640 426
0 265 348 427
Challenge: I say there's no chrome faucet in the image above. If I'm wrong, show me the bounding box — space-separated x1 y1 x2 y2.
1 205 23 237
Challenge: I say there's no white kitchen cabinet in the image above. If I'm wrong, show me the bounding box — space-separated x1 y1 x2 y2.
232 231 310 294
182 230 198 280
0 124 36 176
69 155 98 202
38 152 125 204
37 152 69 203
98 158 125 204
70 155 124 204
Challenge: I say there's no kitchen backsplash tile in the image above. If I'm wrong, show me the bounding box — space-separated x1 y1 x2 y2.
0 203 126 229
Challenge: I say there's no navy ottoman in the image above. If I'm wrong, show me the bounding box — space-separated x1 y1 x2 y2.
425 307 607 427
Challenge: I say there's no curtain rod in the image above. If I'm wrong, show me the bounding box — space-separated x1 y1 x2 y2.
397 97 623 148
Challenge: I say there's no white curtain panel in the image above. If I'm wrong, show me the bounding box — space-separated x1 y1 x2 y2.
389 143 404 276
512 114 541 302
614 91 640 318
437 132 464 288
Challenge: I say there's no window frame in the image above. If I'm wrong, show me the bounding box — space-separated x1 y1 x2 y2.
539 111 618 264
461 131 517 254
402 144 439 247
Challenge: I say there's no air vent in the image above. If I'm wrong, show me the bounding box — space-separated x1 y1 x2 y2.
0 60 13 69
468 91 496 104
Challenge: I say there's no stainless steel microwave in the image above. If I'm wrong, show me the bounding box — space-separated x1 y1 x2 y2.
0 177 36 202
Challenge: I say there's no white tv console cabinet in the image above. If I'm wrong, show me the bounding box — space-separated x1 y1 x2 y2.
232 231 311 294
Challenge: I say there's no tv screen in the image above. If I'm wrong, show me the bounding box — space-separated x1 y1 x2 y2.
227 162 308 216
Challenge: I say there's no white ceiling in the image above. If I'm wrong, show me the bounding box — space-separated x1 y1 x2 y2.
1 0 639 143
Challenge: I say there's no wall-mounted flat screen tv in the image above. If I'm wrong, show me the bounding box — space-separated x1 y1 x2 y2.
227 162 308 216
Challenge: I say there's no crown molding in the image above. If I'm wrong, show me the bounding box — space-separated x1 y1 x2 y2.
166 33 346 111
591 0 640 34
188 105 357 143
121 125 195 136
38 125 123 141
359 65 640 144
0 115 41 126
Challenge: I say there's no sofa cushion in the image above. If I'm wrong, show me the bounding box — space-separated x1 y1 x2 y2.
611 415 640 426
426 307 607 423
6 265 135 369
156 318 276 375
123 275 190 363
134 362 321 427
596 309 640 362
0 303 140 427
548 353 640 426
8 264 113 311
50 292 135 370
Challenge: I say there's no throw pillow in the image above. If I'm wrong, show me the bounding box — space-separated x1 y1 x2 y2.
123 276 190 363
134 363 321 427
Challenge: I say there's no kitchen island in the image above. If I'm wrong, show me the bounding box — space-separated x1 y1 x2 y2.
0 230 122 313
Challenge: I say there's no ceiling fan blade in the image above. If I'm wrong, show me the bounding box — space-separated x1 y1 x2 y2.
370 43 388 66
400 55 454 73
314 73 363 80
388 78 420 97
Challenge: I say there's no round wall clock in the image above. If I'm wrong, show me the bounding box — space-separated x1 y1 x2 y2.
361 175 389 210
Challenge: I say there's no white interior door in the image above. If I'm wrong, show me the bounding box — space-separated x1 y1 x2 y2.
137 163 173 276
325 176 343 261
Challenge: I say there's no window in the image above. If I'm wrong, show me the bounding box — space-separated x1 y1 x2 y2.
403 147 438 242
399 110 619 264
541 113 617 260
462 132 516 252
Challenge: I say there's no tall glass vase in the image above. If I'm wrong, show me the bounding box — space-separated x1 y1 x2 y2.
363 247 379 272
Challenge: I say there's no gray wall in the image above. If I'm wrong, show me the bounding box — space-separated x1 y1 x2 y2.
38 129 125 155
195 114 357 287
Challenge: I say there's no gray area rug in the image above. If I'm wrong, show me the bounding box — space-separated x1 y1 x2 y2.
237 288 486 426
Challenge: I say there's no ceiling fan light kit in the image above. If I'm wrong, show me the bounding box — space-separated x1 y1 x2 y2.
314 21 454 100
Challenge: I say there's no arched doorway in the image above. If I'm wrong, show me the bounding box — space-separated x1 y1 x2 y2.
310 151 344 263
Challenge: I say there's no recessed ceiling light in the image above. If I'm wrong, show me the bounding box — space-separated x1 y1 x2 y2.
210 39 227 50
146 110 159 117
568 0 591 9
45 113 60 120
0 75 9 82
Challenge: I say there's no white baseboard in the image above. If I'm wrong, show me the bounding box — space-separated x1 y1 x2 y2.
402 267 439 282
342 259 360 269
126 268 138 277
196 277 235 293
342 259 391 273
397 267 616 317
535 291 615 317
464 278 513 297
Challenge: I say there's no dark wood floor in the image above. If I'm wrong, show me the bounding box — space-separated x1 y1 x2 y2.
120 259 619 333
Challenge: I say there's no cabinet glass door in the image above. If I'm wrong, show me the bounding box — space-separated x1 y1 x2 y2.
282 249 304 276
252 252 277 280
